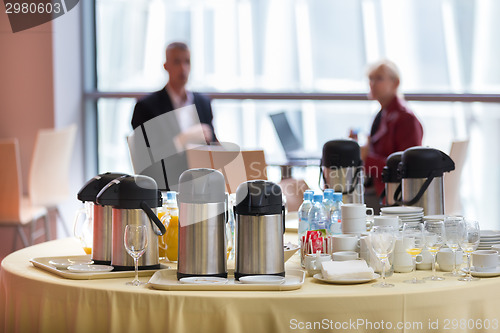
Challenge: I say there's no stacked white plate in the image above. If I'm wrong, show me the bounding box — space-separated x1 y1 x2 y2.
477 230 500 250
423 215 446 222
380 206 424 227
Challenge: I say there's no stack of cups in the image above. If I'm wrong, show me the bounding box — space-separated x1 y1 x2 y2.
341 204 374 235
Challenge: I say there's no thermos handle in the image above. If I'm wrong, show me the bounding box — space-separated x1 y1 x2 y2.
140 201 166 236
282 205 286 234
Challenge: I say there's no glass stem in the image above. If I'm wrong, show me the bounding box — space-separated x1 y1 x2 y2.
466 253 472 280
134 257 139 283
431 253 437 277
381 258 386 283
451 249 457 274
412 255 418 281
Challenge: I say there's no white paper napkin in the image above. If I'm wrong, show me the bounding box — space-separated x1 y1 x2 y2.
320 260 375 280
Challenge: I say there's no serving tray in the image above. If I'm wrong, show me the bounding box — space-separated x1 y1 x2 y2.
30 255 168 280
148 269 305 291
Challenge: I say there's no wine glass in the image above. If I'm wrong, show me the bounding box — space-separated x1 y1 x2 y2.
458 219 480 282
124 225 149 286
443 216 465 277
423 220 445 281
370 225 397 288
402 222 425 284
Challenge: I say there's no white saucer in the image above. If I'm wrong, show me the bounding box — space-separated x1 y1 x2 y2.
381 207 423 214
313 273 380 285
480 230 500 238
239 275 285 285
67 264 114 273
179 277 228 285
49 258 93 270
462 266 500 277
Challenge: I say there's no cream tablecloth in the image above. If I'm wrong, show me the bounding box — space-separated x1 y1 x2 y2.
1 237 500 333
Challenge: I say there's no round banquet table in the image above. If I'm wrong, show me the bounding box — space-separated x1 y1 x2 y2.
1 237 500 333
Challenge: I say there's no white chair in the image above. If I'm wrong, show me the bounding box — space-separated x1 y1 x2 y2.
27 124 77 237
444 140 469 215
0 138 49 250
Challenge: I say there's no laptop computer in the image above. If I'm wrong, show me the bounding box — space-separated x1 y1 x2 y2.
269 112 321 161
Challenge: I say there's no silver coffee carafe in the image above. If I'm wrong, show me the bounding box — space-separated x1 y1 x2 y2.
381 152 403 206
177 168 227 280
77 172 128 265
321 139 364 204
234 180 285 281
96 175 166 270
398 147 455 215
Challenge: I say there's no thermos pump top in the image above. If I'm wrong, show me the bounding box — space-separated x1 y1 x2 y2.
397 147 455 215
321 139 365 204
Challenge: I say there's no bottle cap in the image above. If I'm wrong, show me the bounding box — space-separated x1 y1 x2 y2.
313 194 323 203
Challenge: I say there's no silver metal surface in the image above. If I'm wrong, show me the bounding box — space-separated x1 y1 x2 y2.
177 202 227 276
385 183 400 206
235 214 284 276
111 208 159 268
325 166 364 204
92 204 112 263
402 177 444 216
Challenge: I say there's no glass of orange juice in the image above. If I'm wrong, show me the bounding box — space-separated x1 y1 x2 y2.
73 202 93 255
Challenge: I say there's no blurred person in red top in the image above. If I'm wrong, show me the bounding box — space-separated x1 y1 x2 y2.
353 59 423 199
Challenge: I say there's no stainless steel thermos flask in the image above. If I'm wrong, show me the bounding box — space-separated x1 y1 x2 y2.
77 172 128 265
177 168 228 280
234 180 285 281
96 175 166 270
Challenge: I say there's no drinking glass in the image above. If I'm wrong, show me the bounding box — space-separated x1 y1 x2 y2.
402 222 425 284
370 225 397 288
124 225 149 286
443 216 465 277
423 221 446 281
458 219 480 282
73 202 93 255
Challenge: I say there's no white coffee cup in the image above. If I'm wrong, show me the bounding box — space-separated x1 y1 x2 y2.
416 248 433 270
491 245 500 262
332 235 359 253
341 204 375 219
304 253 332 276
332 251 359 261
373 216 399 229
393 238 414 273
436 248 463 272
472 250 499 272
341 204 374 234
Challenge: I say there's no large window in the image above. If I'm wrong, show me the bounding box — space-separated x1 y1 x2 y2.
89 0 500 229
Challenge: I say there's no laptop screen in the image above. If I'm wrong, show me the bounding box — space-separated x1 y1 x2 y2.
270 112 301 153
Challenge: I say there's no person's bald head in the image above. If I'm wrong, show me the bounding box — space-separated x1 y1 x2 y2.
164 42 191 89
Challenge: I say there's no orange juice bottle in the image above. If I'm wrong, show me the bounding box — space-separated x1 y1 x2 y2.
157 205 168 260
165 214 179 262
163 192 178 262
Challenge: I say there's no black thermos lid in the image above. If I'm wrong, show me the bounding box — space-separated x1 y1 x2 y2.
96 175 161 209
399 147 455 179
77 172 129 203
321 139 361 168
382 152 403 183
235 180 282 215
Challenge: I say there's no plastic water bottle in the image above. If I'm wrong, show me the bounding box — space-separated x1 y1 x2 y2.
308 194 329 233
323 189 335 219
298 190 314 243
330 192 343 234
